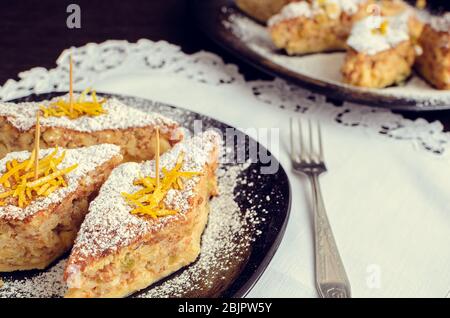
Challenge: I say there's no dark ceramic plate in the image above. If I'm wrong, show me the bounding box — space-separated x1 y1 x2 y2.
191 0 450 111
0 92 291 298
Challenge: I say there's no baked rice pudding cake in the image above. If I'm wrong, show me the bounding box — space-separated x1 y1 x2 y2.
235 0 298 22
415 13 450 90
341 14 416 88
64 130 221 298
0 144 123 271
268 0 373 55
0 91 183 161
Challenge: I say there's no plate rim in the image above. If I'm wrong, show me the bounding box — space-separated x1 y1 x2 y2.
191 0 450 112
3 91 292 298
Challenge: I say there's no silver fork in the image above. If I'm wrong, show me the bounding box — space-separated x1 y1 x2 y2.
290 118 351 298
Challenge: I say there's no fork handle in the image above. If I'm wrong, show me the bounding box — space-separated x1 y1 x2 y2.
310 174 351 298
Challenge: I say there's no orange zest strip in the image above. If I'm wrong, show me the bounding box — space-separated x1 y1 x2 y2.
26 165 78 188
0 149 78 208
372 20 389 35
121 152 202 219
40 87 107 119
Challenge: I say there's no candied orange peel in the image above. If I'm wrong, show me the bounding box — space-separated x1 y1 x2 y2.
372 20 389 35
0 148 78 208
122 152 201 219
40 88 107 119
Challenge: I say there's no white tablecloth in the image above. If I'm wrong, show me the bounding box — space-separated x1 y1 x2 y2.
1 40 449 298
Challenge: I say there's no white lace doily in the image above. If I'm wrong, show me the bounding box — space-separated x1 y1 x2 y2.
1 39 448 156
1 39 449 298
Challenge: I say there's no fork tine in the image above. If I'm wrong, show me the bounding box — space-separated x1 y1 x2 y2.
318 122 324 162
308 119 314 162
298 118 305 162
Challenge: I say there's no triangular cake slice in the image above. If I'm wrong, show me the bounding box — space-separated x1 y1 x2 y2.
64 130 221 298
0 93 183 161
0 144 123 271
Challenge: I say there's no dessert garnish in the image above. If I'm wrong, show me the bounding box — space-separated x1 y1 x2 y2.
40 54 107 119
40 87 107 119
372 19 389 35
0 112 78 207
122 128 201 218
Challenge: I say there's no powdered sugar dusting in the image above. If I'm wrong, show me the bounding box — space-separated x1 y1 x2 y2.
268 0 367 26
0 158 264 298
67 131 221 267
0 96 285 298
0 259 67 298
268 2 312 26
347 14 410 55
0 93 177 132
430 13 450 33
138 161 257 298
0 144 121 221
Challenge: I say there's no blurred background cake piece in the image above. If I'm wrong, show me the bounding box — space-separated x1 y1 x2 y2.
235 0 298 22
342 14 416 88
268 0 374 55
415 13 450 89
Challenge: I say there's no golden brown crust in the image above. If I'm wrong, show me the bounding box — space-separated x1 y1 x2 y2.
269 1 373 55
341 41 415 88
0 117 182 162
235 0 297 22
378 0 410 16
415 25 450 90
0 154 123 272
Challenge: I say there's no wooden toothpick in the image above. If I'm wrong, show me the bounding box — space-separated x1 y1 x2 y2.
69 54 74 114
34 111 41 180
155 127 160 187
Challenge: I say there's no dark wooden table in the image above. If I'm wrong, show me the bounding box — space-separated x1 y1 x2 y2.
2 0 450 128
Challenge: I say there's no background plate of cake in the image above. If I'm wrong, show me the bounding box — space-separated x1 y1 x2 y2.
0 92 291 298
193 0 450 110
